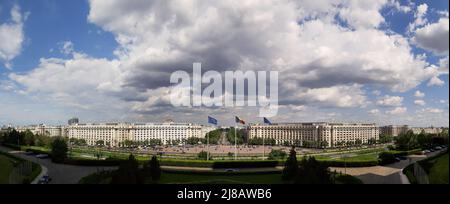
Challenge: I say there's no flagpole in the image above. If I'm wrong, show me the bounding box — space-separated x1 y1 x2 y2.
234 125 237 160
207 131 210 161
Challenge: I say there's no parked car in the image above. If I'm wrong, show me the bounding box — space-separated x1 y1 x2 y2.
38 175 51 184
434 146 442 150
225 169 237 173
25 152 35 156
36 154 49 159
422 150 430 154
398 156 407 160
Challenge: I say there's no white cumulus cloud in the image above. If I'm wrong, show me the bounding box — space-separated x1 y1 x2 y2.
0 5 26 69
386 107 407 115
377 95 404 107
413 18 449 55
414 100 426 106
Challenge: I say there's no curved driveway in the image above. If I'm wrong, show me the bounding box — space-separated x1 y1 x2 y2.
0 146 115 184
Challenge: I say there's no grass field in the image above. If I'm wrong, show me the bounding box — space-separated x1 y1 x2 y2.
0 155 14 184
160 172 283 184
422 153 448 184
314 152 379 162
80 171 362 184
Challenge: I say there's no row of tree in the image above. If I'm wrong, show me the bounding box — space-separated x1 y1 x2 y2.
0 128 56 148
394 130 449 151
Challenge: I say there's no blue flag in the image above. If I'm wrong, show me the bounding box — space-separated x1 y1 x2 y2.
208 116 218 125
263 117 272 125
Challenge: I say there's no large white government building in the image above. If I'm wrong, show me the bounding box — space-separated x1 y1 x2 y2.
248 122 379 148
67 122 209 147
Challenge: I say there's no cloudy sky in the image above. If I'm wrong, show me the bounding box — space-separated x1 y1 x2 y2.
0 0 448 127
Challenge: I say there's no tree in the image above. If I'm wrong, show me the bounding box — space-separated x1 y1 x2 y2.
51 137 68 163
96 140 105 147
395 130 418 150
379 134 393 144
23 130 35 146
268 149 287 160
282 147 298 182
368 138 377 145
294 156 333 184
205 129 221 145
149 156 161 181
319 140 328 148
355 139 362 147
112 154 142 184
248 137 263 145
226 128 246 145
187 137 203 145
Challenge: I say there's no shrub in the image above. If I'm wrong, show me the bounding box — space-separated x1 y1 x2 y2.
268 149 287 160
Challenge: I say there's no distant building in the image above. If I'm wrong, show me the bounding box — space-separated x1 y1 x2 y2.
16 124 64 137
410 127 442 135
248 122 379 148
67 122 212 147
68 118 79 125
379 125 409 137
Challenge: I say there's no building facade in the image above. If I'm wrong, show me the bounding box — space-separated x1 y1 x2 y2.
17 124 65 137
67 122 211 147
379 125 409 137
248 122 379 148
410 127 443 135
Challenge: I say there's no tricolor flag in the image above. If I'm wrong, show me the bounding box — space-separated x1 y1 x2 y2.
208 116 218 125
263 117 272 125
235 116 246 125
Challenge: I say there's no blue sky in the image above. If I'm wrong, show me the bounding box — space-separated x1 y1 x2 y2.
0 0 448 127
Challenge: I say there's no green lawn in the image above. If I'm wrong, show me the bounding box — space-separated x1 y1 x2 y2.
314 152 379 162
80 171 362 184
159 172 283 184
422 153 448 184
0 155 15 184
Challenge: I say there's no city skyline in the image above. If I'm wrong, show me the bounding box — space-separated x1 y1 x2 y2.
0 0 449 127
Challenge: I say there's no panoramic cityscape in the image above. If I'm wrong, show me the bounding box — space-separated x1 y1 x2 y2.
0 0 448 193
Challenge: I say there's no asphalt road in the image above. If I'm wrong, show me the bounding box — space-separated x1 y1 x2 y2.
0 146 115 184
331 149 447 184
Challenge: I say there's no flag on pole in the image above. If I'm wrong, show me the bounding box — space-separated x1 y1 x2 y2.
235 116 246 125
208 116 218 125
263 117 272 125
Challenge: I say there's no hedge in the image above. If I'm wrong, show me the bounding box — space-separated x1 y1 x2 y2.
24 148 51 156
160 159 214 168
